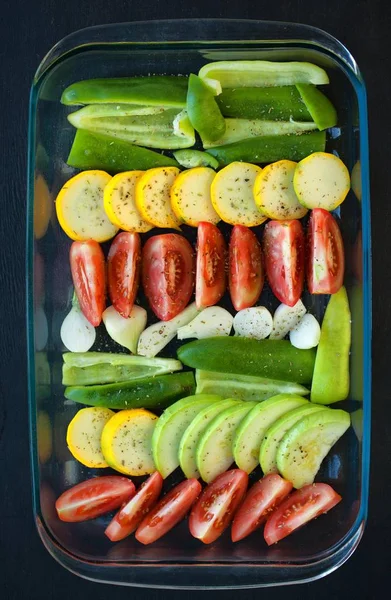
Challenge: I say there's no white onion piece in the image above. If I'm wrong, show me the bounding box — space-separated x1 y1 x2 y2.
270 300 306 340
178 307 233 340
233 307 273 340
289 313 321 349
102 305 147 354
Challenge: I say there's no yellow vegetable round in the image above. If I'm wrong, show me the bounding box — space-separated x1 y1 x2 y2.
101 409 158 476
55 170 118 241
170 167 220 227
66 407 115 468
253 160 308 220
103 171 153 233
210 161 267 226
135 167 181 229
293 152 351 211
34 174 52 239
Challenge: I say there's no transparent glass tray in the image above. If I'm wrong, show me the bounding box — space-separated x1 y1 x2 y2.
26 19 371 589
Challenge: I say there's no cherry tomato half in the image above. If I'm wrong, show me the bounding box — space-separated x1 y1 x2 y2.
70 240 106 326
231 474 292 542
196 222 227 309
107 232 141 318
263 220 305 307
105 472 163 542
229 225 264 311
135 479 201 545
264 482 342 546
55 476 135 523
142 234 194 321
307 208 345 294
189 469 248 544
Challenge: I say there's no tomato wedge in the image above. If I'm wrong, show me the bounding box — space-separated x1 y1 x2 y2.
307 208 345 294
55 476 135 523
142 234 195 321
229 225 264 311
264 483 342 546
70 240 106 326
105 472 163 542
263 220 305 307
196 222 227 309
189 469 248 544
231 474 292 542
107 232 141 318
136 479 201 545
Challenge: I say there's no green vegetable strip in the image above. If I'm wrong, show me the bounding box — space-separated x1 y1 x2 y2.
216 87 312 121
68 106 195 150
186 74 226 142
66 129 179 172
207 131 326 167
173 149 219 169
64 372 195 410
202 118 318 148
61 76 188 107
296 84 338 131
178 338 316 384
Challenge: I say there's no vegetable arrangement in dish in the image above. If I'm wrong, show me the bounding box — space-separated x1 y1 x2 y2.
48 58 355 548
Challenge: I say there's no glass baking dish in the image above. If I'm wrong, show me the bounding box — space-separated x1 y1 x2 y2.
26 19 371 589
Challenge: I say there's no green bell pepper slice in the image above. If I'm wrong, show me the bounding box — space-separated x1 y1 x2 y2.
67 105 195 149
61 76 188 107
207 130 326 166
202 118 318 148
67 129 179 172
296 84 338 130
216 86 312 121
199 60 330 90
186 74 226 142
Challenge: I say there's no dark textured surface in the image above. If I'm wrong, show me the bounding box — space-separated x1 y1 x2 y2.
0 1 389 598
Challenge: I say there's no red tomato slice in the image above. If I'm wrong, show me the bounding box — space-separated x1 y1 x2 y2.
107 232 141 318
55 476 135 523
135 479 201 545
142 234 194 321
70 240 106 326
264 482 342 546
231 474 292 542
229 225 264 311
189 469 248 544
105 472 163 542
263 220 305 307
196 222 227 309
307 208 345 294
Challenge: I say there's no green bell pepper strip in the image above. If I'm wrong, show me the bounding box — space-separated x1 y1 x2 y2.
216 86 312 121
198 60 330 90
186 74 226 142
310 286 351 404
66 129 179 172
173 149 219 169
202 118 318 148
296 84 337 130
67 105 195 150
61 76 188 107
207 130 326 167
64 371 195 410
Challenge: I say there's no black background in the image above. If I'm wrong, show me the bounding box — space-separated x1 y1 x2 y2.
0 1 389 598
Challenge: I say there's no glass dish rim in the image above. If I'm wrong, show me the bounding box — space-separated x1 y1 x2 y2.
26 17 372 588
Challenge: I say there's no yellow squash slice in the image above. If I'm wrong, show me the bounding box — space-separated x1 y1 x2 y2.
253 160 308 220
101 409 158 476
55 170 118 241
293 152 351 211
135 166 181 229
210 161 267 226
103 171 153 233
66 407 115 468
170 167 220 227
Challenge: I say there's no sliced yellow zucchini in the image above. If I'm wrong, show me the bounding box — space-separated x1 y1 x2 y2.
55 170 118 241
66 407 115 468
253 160 308 220
101 409 158 476
135 166 181 229
293 152 351 211
170 167 220 227
210 161 267 226
103 170 153 233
